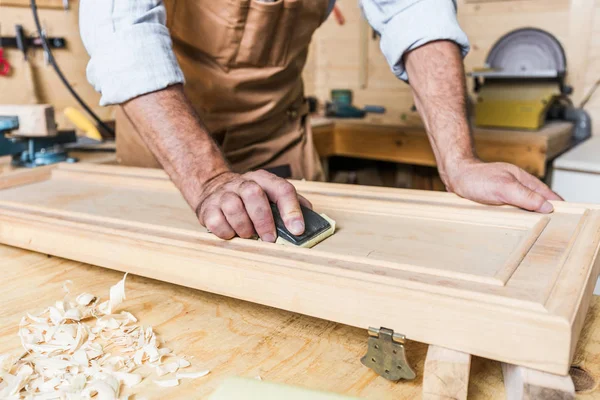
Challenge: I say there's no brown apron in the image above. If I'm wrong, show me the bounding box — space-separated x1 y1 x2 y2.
117 0 327 181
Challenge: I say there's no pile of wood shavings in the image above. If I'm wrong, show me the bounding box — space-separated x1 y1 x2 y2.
0 274 209 399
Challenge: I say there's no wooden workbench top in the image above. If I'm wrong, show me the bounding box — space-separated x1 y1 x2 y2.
1 244 599 399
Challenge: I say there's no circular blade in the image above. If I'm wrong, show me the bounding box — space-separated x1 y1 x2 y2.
486 28 566 73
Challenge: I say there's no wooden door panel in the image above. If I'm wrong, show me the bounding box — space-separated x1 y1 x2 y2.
0 163 598 375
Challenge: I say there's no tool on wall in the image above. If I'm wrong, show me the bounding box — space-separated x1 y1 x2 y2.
0 49 10 76
0 111 77 167
471 28 591 141
0 24 67 100
0 26 66 51
16 24 41 104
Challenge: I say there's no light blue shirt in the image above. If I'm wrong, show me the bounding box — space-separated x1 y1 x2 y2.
80 0 470 106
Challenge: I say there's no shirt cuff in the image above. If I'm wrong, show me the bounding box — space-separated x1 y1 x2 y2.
86 24 185 106
379 0 470 82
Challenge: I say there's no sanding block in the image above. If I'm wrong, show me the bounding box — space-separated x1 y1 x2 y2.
270 202 336 248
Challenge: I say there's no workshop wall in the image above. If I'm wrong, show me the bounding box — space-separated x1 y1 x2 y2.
0 0 113 129
1 0 598 135
304 0 600 135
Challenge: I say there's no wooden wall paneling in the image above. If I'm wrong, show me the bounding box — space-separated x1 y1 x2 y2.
0 2 113 129
581 5 600 135
0 163 598 375
458 0 571 96
1 0 66 8
305 0 600 135
566 0 596 105
357 17 369 89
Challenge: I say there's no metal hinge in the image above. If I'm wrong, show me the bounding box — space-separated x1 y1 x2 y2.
360 327 416 381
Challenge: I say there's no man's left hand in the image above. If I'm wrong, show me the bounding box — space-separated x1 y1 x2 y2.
443 158 563 213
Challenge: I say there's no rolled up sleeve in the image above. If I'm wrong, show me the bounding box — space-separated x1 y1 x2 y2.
79 0 185 106
360 0 470 81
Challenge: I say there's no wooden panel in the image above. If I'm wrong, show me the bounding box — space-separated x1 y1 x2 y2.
0 163 598 375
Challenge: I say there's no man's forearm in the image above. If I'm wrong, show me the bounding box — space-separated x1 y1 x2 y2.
402 40 561 212
122 84 230 210
403 40 475 186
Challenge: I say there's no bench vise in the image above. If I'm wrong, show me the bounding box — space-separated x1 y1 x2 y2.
0 115 77 168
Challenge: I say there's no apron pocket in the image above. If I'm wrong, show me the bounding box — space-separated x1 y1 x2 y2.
169 1 247 67
268 0 300 66
235 0 283 66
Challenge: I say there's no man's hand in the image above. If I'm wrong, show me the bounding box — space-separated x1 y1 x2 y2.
403 41 563 212
123 86 311 241
196 170 311 241
444 158 563 213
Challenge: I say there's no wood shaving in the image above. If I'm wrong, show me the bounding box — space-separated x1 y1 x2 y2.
152 379 179 387
175 370 210 380
0 274 209 399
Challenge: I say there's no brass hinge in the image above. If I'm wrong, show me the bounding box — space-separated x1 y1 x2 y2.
360 327 416 381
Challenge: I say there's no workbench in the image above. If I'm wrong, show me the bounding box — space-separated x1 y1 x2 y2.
311 117 575 178
0 154 598 399
0 243 599 399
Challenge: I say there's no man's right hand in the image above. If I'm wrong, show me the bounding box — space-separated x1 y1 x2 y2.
196 170 311 242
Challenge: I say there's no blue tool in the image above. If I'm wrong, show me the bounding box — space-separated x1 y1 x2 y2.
0 115 77 168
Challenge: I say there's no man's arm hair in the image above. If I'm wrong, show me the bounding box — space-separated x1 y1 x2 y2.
123 84 230 211
403 40 475 186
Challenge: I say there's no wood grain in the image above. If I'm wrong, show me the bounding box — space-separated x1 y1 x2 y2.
0 163 597 375
423 346 471 400
1 241 600 399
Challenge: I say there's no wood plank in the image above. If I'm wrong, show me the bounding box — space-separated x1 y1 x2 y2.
0 164 597 375
423 346 471 400
502 363 575 400
0 105 57 136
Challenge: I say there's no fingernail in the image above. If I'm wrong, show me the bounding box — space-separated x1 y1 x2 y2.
540 201 554 213
262 233 276 243
290 220 305 235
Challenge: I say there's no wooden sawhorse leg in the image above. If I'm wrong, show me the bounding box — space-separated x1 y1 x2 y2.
502 363 575 400
423 346 576 400
423 345 472 400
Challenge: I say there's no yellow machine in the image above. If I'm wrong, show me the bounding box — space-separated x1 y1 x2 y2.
472 28 572 131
